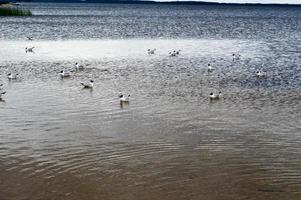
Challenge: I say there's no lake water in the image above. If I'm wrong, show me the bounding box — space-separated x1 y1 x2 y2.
0 3 301 200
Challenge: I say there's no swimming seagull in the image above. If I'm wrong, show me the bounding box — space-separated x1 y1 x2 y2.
27 37 33 41
0 91 6 100
176 49 181 55
209 92 222 100
120 94 130 102
80 80 94 88
147 48 156 55
7 73 18 80
207 64 214 72
75 62 84 70
60 70 70 78
169 50 177 57
256 70 265 78
25 46 35 53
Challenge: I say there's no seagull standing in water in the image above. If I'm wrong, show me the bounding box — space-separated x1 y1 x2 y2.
60 70 70 78
209 92 222 100
7 73 18 80
80 80 94 88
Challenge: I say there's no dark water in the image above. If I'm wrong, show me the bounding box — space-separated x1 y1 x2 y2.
0 3 301 200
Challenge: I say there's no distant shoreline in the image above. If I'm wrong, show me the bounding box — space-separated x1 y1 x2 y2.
5 1 301 6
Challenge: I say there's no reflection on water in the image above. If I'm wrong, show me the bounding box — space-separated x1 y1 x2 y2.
1 3 301 200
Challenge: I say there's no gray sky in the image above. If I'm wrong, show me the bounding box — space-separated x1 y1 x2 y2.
158 0 301 4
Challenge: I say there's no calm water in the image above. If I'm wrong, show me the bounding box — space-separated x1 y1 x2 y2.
0 3 301 200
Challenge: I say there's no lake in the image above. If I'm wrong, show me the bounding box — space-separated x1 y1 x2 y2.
0 3 300 200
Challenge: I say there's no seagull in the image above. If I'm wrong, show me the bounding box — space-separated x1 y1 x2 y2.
60 70 70 78
169 51 177 57
75 62 84 70
147 48 156 55
256 70 265 78
25 46 35 53
120 94 130 102
209 92 222 100
176 49 181 55
7 73 18 80
80 80 94 88
0 91 6 100
27 37 33 41
207 64 214 72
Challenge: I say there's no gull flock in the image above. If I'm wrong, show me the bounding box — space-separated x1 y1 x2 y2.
0 37 266 103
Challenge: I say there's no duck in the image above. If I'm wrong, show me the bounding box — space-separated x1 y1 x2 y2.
60 70 70 78
256 70 265 78
207 64 214 72
209 92 222 100
25 46 35 53
120 94 130 102
75 62 84 70
147 48 156 55
7 73 18 80
80 80 94 88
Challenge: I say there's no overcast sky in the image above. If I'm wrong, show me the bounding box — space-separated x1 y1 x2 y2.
158 0 301 4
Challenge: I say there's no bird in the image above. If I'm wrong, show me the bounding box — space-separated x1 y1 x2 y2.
7 73 18 80
59 70 70 78
209 92 222 100
120 94 130 102
25 46 35 53
256 70 265 78
80 80 94 88
147 48 156 55
169 50 177 57
0 91 6 100
27 37 33 41
75 62 84 70
176 49 181 55
207 64 214 72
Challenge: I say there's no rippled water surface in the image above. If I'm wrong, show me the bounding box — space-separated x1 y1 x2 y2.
0 3 301 200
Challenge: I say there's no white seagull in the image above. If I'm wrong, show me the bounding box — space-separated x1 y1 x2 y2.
147 48 156 55
25 46 35 53
80 80 94 88
169 50 177 57
207 64 214 72
7 73 18 80
119 94 130 102
75 62 84 70
256 70 265 78
60 70 70 78
0 91 6 100
209 92 222 100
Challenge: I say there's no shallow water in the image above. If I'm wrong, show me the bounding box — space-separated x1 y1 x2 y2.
0 3 301 200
